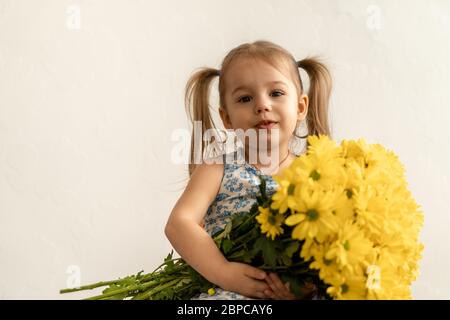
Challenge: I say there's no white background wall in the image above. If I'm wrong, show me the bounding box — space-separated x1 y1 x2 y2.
0 0 448 299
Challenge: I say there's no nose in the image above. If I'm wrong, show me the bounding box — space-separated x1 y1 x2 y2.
254 99 272 114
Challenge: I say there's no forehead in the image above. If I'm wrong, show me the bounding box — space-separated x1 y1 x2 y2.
226 58 292 93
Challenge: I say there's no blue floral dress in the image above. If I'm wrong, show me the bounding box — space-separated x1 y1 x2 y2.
191 149 279 300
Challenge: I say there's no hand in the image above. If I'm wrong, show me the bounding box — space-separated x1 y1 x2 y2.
264 273 317 300
216 261 271 299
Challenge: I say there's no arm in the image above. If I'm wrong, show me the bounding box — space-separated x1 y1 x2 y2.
165 162 270 298
164 162 227 285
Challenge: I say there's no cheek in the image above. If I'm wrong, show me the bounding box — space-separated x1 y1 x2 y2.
278 109 299 131
278 122 297 137
229 111 252 129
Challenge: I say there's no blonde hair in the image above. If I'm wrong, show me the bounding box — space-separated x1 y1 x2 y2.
185 40 333 177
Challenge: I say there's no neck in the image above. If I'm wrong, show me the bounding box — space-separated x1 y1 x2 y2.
244 145 291 175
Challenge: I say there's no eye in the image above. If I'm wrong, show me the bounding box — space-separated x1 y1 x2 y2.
237 95 251 103
271 90 284 97
237 90 284 103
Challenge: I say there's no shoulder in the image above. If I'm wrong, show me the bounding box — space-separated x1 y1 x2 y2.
190 158 224 184
168 159 225 225
190 154 225 181
185 155 227 208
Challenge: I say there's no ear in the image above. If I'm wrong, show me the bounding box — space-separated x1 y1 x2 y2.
297 94 309 122
219 107 233 129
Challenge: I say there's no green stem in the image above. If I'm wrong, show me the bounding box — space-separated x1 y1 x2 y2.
60 279 129 294
133 278 182 300
228 233 259 255
232 229 255 244
258 261 310 271
150 258 183 275
60 260 185 295
83 279 159 300
139 262 187 282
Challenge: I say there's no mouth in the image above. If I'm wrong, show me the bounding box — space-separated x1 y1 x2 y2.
255 121 278 129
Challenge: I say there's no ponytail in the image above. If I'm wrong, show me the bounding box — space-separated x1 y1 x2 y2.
297 58 332 136
297 57 333 139
184 68 221 177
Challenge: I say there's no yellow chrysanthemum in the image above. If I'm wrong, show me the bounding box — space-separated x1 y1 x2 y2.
365 252 410 300
307 134 342 160
285 186 338 242
298 237 324 262
270 167 301 214
325 221 373 274
326 273 367 300
296 153 347 189
331 188 354 225
309 241 341 281
343 159 364 192
341 138 370 161
256 206 284 240
353 184 388 238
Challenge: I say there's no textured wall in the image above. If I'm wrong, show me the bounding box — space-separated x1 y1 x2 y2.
0 0 449 299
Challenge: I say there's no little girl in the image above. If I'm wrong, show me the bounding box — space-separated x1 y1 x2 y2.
165 40 332 300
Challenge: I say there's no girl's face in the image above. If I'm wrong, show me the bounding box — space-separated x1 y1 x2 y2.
220 58 308 152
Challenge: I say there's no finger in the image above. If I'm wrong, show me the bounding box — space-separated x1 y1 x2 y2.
263 289 276 300
265 273 275 289
265 274 283 299
246 279 270 300
269 273 289 294
294 282 316 299
251 279 270 294
300 282 316 295
306 282 317 292
253 290 269 299
283 282 297 300
285 282 290 291
245 266 266 280
304 282 318 298
267 274 289 299
268 274 299 300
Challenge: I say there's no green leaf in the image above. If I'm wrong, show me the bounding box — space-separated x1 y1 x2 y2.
249 203 259 214
214 237 223 248
259 175 267 200
153 287 175 300
240 250 256 263
212 220 233 243
221 238 233 255
252 237 277 267
223 221 233 239
163 251 176 272
284 241 300 258
256 195 264 206
174 278 191 288
233 217 254 236
279 254 292 267
231 213 247 230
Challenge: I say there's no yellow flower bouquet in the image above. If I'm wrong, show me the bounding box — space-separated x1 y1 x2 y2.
257 135 424 299
60 135 423 300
